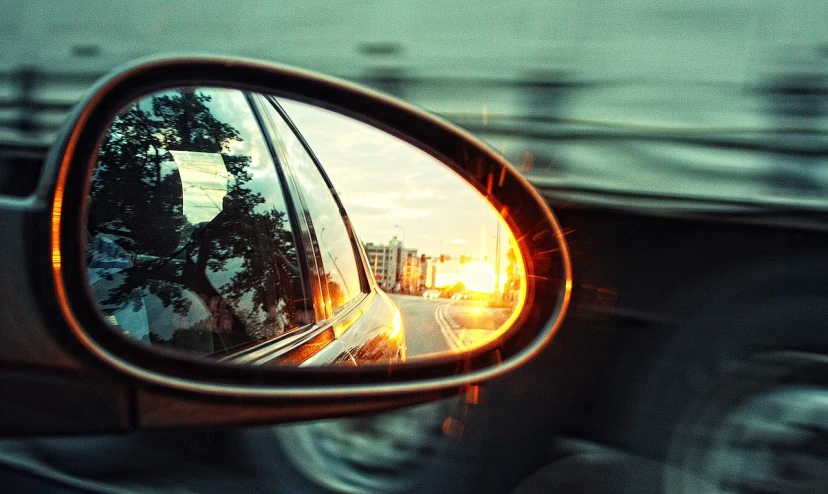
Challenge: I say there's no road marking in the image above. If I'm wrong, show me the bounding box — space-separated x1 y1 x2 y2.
434 303 463 351
433 302 500 351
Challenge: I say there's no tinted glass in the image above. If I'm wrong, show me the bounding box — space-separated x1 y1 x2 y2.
86 88 310 357
260 99 363 314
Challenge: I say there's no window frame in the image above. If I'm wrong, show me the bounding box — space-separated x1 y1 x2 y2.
207 91 336 365
242 92 323 325
214 91 384 366
256 96 375 320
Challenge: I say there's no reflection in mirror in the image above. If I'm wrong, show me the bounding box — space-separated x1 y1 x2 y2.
84 87 525 367
277 98 525 361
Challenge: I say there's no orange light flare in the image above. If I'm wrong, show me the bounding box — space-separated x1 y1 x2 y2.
433 226 524 300
434 259 512 295
521 151 534 172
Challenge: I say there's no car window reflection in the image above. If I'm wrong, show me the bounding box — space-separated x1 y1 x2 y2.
261 100 363 314
86 88 310 357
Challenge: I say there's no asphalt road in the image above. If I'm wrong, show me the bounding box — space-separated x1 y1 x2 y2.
387 294 512 359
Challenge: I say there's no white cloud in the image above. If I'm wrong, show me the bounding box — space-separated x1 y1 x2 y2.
278 98 512 258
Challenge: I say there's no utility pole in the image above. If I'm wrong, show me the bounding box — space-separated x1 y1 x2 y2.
394 225 407 292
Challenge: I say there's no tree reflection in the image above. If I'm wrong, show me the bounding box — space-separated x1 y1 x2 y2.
87 89 305 356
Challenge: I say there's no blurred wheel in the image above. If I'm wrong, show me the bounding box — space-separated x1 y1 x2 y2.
276 399 456 493
668 353 828 494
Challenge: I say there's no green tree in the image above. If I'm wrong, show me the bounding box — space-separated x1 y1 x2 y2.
88 89 303 354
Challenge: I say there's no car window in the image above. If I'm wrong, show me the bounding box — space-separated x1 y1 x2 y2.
86 88 311 356
258 98 363 315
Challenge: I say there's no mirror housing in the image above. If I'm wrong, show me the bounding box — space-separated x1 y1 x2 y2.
2 55 570 433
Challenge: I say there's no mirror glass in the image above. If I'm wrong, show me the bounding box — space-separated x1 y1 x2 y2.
84 87 525 367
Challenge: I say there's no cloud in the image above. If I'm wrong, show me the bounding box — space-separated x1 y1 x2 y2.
278 98 512 257
404 188 435 200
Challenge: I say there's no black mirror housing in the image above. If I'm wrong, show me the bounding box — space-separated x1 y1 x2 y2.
0 55 570 434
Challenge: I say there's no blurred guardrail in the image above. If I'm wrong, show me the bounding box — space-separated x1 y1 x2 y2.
4 66 828 212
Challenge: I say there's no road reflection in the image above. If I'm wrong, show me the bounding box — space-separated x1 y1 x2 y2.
389 294 512 358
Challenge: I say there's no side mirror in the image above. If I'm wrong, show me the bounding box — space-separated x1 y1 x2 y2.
3 56 570 432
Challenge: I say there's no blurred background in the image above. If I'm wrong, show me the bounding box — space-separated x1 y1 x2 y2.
3 0 828 209
3 2 828 493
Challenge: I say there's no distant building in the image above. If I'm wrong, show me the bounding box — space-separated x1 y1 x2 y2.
363 236 418 292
